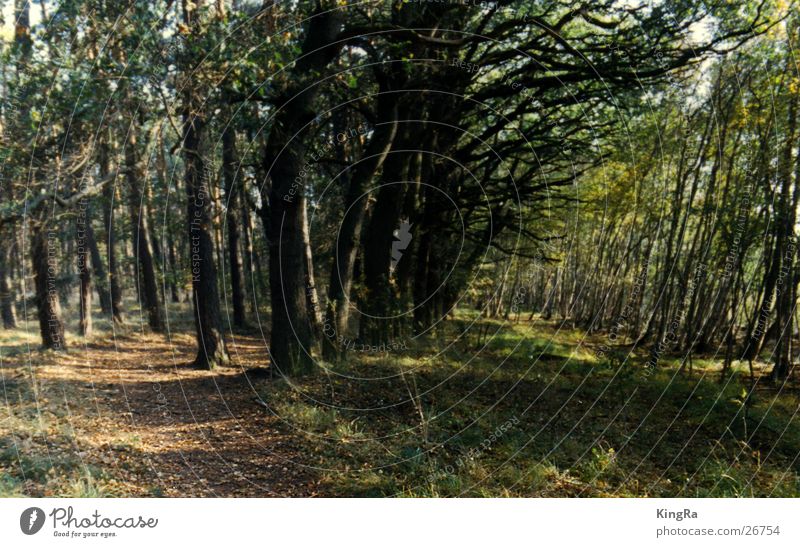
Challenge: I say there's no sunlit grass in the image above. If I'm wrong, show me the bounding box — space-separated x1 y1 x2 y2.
260 316 800 497
3 309 799 497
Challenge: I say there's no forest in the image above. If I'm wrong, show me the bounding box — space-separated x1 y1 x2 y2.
1 0 800 497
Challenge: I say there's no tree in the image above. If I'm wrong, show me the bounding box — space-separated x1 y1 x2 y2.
180 0 230 369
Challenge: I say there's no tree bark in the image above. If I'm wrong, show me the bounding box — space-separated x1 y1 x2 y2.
182 0 230 369
0 242 18 329
167 238 181 303
77 202 93 337
322 92 398 361
32 226 66 350
259 4 343 376
359 134 410 344
100 141 125 324
125 128 164 331
87 217 112 315
222 122 247 328
772 87 799 381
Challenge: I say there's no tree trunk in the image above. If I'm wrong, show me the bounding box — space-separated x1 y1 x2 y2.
263 165 317 375
241 195 257 313
32 226 66 350
181 0 230 369
302 199 322 338
259 5 343 376
322 93 398 361
100 142 125 324
359 138 410 344
168 238 181 303
0 242 18 329
772 88 799 381
182 122 230 368
182 0 230 370
77 203 93 337
222 122 247 328
87 217 112 315
125 128 163 331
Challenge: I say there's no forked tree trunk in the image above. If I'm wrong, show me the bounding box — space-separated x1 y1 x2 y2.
359 138 410 345
125 129 163 331
322 93 398 361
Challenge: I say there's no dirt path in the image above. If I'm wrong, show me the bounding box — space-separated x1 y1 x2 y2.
26 330 321 497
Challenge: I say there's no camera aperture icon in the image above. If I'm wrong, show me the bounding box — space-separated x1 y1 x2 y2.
20 507 45 535
390 218 413 273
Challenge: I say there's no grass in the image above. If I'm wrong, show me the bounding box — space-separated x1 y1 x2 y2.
2 305 799 497
258 316 800 497
0 321 131 497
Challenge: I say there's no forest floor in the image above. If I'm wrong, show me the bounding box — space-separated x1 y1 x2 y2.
0 321 319 496
1 308 800 497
